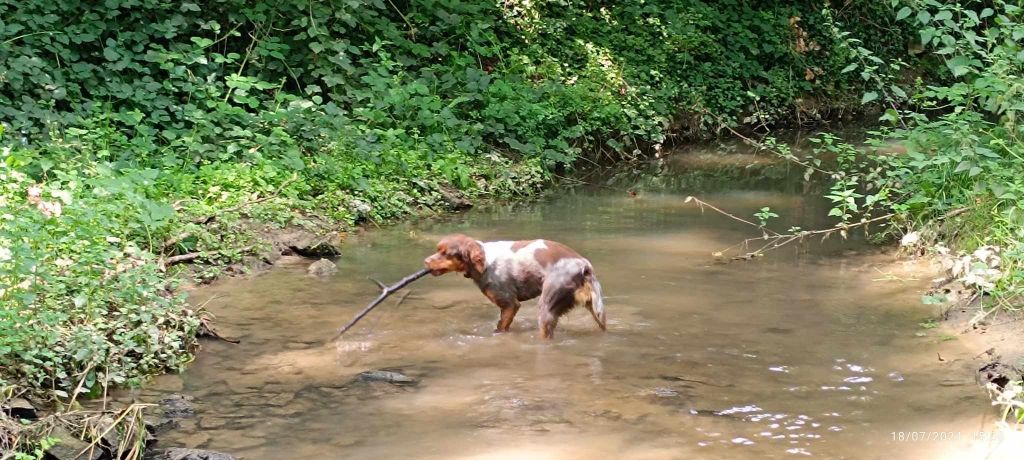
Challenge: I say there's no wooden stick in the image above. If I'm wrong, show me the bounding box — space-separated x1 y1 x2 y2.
330 268 431 341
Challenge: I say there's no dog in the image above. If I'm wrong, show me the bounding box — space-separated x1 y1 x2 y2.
423 234 606 339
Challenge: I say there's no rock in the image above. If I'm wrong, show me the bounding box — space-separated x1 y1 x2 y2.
307 258 337 277
2 397 37 419
356 370 419 386
260 249 281 265
156 448 236 460
977 360 1022 389
145 416 180 434
95 415 122 451
45 426 105 460
239 256 270 274
159 394 195 418
439 186 473 210
273 230 341 257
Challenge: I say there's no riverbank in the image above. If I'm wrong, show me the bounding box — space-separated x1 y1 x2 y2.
101 160 1014 459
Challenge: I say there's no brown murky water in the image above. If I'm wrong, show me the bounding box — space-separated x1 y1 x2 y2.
119 142 1012 459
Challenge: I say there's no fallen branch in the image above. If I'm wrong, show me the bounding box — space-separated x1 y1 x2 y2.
330 268 431 341
163 252 202 265
684 196 782 237
684 195 894 261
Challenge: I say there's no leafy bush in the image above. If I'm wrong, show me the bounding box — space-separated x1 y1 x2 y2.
1 1 912 167
810 0 1024 303
0 145 200 396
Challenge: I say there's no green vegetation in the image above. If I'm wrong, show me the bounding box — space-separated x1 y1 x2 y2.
765 0 1024 309
0 0 929 456
735 0 1023 432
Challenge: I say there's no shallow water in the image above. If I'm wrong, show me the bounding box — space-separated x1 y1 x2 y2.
119 142 1008 459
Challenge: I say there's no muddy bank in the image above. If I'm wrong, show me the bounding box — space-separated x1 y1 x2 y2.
942 297 1024 392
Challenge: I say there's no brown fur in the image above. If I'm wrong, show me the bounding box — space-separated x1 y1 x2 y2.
424 234 605 339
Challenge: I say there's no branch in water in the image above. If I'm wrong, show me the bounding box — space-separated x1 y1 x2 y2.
684 195 893 261
330 268 431 341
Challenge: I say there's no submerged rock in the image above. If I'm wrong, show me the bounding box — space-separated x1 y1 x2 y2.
144 415 179 435
159 394 195 418
155 448 236 460
307 258 337 277
356 370 418 386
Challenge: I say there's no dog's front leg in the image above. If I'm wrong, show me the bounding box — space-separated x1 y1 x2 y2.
482 288 520 333
495 301 521 332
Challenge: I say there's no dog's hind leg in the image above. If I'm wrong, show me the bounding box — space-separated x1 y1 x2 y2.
537 276 576 340
579 275 606 331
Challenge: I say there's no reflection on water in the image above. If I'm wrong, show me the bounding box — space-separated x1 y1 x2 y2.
114 141 1008 459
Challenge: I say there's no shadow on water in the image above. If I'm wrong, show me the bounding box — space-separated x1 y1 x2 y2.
113 135 1012 459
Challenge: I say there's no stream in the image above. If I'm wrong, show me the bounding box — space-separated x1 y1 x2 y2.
116 139 1003 459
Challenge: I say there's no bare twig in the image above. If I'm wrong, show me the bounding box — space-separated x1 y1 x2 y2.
330 268 431 341
163 252 202 265
684 196 782 237
684 195 894 260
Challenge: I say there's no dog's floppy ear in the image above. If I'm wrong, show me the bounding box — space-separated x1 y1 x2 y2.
465 240 485 274
444 234 485 274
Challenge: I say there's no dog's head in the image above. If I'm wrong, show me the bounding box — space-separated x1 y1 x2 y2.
424 234 485 277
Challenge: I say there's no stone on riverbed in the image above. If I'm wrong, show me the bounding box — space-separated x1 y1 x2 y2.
356 370 418 385
159 394 195 418
144 415 179 434
155 448 236 460
307 258 337 277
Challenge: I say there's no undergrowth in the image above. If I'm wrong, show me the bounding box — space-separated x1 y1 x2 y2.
0 1 917 457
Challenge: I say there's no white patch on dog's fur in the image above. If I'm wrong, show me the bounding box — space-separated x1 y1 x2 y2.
481 239 548 279
481 240 514 267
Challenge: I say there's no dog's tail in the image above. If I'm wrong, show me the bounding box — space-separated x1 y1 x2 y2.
576 267 606 331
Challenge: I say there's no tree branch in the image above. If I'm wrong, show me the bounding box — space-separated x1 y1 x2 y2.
684 195 894 261
330 268 430 342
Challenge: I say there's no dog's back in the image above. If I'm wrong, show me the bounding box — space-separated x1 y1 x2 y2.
425 235 606 338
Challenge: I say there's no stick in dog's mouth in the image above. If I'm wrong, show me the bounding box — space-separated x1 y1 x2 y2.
330 268 430 342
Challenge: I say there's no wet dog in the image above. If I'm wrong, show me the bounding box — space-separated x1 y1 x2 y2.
424 234 605 339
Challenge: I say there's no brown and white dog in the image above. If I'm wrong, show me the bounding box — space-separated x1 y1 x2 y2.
424 234 606 339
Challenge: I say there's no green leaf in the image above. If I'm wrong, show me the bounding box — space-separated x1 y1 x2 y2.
933 10 952 21
103 47 120 61
861 91 879 104
920 28 936 46
946 55 973 77
917 10 932 24
889 84 907 99
969 166 982 177
896 6 913 20
954 160 973 173
980 8 994 18
190 36 214 48
841 63 858 73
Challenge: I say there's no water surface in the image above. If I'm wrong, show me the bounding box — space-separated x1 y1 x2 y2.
121 142 1002 459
